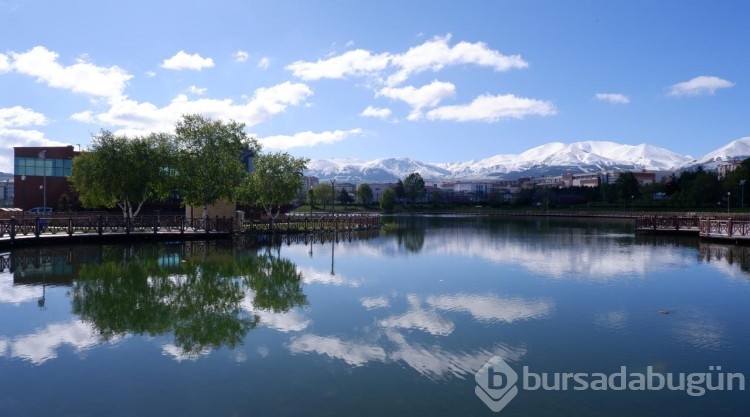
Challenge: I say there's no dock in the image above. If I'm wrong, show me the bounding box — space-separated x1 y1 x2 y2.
635 214 750 243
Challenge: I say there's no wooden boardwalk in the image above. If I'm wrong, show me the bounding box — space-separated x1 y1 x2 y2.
636 214 750 243
0 213 381 249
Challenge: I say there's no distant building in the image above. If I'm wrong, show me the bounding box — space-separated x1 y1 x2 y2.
14 146 79 211
718 160 742 179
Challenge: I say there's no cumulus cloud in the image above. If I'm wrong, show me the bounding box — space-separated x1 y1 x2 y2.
387 34 528 86
10 46 132 99
0 106 65 171
286 49 390 80
360 106 392 120
161 50 215 71
377 80 456 120
0 53 9 73
187 85 207 95
233 50 249 62
257 57 271 70
0 106 48 129
87 81 312 136
259 129 363 150
667 75 734 97
425 93 556 122
286 34 527 87
594 93 630 104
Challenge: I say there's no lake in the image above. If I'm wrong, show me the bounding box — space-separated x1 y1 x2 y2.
1 215 748 416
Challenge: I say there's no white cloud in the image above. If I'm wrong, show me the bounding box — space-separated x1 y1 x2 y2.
425 93 556 122
360 106 392 120
286 49 391 80
70 110 94 123
161 50 215 71
286 35 527 87
594 93 630 104
89 81 312 136
387 34 528 86
187 85 207 95
667 75 734 97
233 50 249 62
145 70 156 77
0 53 9 73
0 106 47 129
259 128 363 150
345 40 355 47
286 35 528 86
377 80 456 120
10 46 132 99
257 57 270 70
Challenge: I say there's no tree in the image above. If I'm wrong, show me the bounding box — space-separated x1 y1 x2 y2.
394 179 406 204
174 114 258 219
380 187 397 212
313 183 333 209
338 189 354 205
403 172 426 204
237 152 309 222
357 183 373 207
69 130 175 218
614 172 641 203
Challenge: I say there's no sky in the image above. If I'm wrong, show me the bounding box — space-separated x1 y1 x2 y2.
1 0 748 173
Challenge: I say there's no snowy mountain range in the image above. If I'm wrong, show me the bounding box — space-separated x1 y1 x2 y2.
306 137 750 182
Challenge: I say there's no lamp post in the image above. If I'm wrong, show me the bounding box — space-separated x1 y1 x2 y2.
727 191 731 214
39 150 47 210
740 180 746 209
21 175 26 212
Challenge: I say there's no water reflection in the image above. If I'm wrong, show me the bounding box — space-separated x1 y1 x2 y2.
0 242 310 363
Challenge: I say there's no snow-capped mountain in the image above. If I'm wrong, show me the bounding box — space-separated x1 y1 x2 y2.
682 137 750 170
304 139 748 182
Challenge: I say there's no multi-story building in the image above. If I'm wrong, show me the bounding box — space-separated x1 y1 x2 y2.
14 146 79 211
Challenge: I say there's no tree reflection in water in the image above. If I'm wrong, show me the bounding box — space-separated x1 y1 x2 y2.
70 243 307 356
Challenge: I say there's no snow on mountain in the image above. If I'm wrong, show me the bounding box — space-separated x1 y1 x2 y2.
304 139 740 182
684 137 750 170
306 157 451 182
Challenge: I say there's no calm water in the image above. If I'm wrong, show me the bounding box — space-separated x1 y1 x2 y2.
1 216 749 416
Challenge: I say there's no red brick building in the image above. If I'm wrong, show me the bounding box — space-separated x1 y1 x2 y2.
13 146 79 211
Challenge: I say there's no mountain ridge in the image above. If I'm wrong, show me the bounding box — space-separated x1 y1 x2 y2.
305 138 750 182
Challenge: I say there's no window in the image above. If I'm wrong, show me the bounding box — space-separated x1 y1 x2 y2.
14 157 73 177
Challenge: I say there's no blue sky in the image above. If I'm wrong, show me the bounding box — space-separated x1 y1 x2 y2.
1 0 747 172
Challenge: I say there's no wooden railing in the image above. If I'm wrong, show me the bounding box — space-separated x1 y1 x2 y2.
699 218 750 238
0 215 235 242
244 213 381 233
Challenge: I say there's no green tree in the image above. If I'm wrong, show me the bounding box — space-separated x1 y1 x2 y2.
394 179 406 204
338 189 354 205
357 183 373 207
313 183 333 209
174 114 258 219
237 152 309 222
614 172 641 203
403 172 426 204
380 187 397 212
69 130 175 218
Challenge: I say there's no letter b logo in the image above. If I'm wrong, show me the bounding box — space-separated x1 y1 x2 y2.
475 356 519 412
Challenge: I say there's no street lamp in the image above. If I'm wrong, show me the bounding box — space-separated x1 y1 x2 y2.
727 191 731 214
38 150 47 210
740 180 746 209
20 175 26 212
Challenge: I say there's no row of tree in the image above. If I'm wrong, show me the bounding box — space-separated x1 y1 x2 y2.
69 114 309 220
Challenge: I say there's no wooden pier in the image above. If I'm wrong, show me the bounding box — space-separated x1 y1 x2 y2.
0 213 381 249
636 214 750 243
